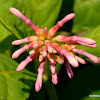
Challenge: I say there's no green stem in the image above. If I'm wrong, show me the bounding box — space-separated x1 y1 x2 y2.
45 80 58 100
42 60 58 100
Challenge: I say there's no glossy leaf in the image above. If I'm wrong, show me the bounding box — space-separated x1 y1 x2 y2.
0 0 62 39
72 0 100 33
76 26 100 57
0 53 37 100
0 21 16 54
0 21 12 42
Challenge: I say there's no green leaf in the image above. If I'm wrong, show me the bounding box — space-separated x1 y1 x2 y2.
0 21 12 42
57 63 100 100
0 21 16 54
0 34 16 54
72 0 100 33
0 0 62 39
0 53 37 100
76 25 100 57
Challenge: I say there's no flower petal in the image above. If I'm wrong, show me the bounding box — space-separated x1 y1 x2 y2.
10 7 40 33
35 60 45 92
64 59 73 78
48 13 75 39
73 49 99 63
16 55 33 72
60 49 79 67
52 73 58 85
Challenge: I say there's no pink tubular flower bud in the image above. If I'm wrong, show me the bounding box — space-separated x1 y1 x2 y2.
10 8 40 33
45 40 53 53
12 42 34 59
43 27 48 36
50 63 56 74
33 41 43 48
52 73 58 85
74 55 86 64
64 59 73 78
42 46 47 57
66 36 95 44
12 36 38 45
29 47 40 55
69 52 86 64
52 35 67 42
56 13 75 28
35 60 45 92
29 50 36 55
60 49 79 67
73 49 99 63
65 36 97 48
52 43 61 52
75 37 96 45
77 41 97 48
16 55 33 72
47 13 75 39
26 36 38 42
12 38 28 45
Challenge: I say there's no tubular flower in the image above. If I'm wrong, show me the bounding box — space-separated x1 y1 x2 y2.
10 8 99 92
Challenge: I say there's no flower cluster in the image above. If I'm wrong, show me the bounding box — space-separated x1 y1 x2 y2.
10 8 99 92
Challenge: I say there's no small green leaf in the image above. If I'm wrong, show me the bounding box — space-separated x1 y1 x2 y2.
72 0 100 33
0 53 37 100
76 25 100 57
0 0 62 39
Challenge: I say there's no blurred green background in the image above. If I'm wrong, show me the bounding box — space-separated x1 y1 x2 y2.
0 0 100 100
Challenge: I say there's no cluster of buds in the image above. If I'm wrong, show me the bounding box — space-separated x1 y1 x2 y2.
10 8 99 92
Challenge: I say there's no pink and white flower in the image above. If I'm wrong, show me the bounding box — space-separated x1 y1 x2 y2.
10 8 99 92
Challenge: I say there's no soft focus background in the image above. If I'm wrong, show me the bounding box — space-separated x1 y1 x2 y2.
0 0 100 100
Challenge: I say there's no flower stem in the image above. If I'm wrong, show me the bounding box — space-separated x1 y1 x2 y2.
43 61 58 100
45 80 58 100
